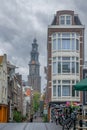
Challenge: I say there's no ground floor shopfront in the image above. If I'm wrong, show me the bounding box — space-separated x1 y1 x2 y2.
0 104 8 122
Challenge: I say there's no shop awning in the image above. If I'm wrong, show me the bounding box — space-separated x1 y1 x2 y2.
74 78 87 91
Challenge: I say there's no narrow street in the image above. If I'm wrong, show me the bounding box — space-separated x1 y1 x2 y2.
0 123 62 130
33 116 43 122
0 115 62 130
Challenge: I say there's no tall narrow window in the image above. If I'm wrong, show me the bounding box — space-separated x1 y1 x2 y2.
53 39 56 50
53 85 56 96
58 38 61 50
76 39 79 50
72 62 75 73
58 62 61 73
66 16 71 25
72 85 75 96
76 62 79 73
85 91 87 103
72 39 75 50
60 15 65 24
58 85 61 97
53 62 56 74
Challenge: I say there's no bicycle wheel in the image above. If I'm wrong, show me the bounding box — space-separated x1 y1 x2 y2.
62 125 64 130
66 119 73 129
58 117 63 126
62 125 69 130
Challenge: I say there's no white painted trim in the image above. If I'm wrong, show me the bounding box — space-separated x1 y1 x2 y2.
51 98 80 102
48 25 85 29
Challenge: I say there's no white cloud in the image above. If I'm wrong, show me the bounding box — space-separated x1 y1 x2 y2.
0 0 87 91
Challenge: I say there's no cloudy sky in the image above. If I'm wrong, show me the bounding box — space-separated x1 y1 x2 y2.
0 0 87 92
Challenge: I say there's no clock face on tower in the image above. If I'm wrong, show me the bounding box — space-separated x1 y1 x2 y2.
32 60 35 64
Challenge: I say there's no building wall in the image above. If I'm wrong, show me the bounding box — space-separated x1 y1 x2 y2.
7 62 23 121
47 10 84 104
0 54 8 105
83 69 87 106
7 63 16 121
16 74 23 114
0 54 8 122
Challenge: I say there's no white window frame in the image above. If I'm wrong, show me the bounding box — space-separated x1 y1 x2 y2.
59 15 72 25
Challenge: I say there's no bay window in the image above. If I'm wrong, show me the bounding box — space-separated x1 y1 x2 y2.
52 32 79 51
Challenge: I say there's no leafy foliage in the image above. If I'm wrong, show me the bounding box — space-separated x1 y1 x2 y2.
13 110 22 122
33 92 40 113
43 114 48 122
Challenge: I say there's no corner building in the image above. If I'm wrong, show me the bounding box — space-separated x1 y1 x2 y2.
47 10 85 120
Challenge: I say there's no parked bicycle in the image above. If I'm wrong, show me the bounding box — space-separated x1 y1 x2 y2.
62 111 77 130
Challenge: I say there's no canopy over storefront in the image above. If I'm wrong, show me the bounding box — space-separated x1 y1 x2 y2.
74 78 87 91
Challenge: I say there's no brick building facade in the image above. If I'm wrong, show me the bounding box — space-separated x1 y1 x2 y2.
47 10 85 121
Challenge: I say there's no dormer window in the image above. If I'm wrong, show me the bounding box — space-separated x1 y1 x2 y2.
59 15 72 25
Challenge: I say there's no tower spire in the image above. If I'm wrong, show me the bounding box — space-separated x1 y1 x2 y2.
28 39 41 93
33 38 37 43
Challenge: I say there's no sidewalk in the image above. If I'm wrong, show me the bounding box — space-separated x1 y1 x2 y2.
33 116 43 122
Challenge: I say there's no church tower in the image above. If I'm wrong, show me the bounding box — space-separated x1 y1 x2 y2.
28 38 41 93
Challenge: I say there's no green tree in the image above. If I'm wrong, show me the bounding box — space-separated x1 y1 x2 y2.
33 92 40 113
